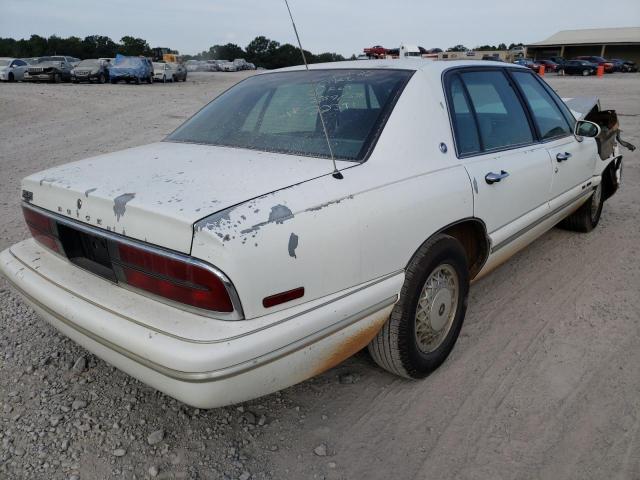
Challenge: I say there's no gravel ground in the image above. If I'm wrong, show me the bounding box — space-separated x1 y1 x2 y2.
1 71 639 480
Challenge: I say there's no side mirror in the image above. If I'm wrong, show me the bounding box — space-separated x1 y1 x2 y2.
574 120 601 138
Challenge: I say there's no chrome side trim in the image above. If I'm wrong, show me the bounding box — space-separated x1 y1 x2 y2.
10 277 396 383
22 202 245 321
491 186 594 253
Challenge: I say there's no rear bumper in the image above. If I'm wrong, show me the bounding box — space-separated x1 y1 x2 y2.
0 239 400 408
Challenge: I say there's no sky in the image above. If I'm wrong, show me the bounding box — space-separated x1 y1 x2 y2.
1 0 639 57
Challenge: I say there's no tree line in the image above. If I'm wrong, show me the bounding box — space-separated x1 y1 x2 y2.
0 34 345 68
184 36 345 69
0 35 153 59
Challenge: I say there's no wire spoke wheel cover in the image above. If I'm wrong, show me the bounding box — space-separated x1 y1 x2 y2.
415 264 459 353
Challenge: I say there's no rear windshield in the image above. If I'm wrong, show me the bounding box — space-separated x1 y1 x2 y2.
166 69 413 161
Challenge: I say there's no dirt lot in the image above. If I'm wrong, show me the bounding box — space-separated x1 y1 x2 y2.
1 71 639 480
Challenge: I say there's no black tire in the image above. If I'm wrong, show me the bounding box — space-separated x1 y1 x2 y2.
8 73 14 82
98 73 105 84
53 73 61 83
368 234 469 378
135 77 141 85
111 78 117 84
559 183 603 233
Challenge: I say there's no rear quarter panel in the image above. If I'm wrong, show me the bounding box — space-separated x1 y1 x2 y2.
191 69 473 318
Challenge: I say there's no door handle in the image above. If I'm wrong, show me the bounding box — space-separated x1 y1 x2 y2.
556 152 572 162
485 170 510 184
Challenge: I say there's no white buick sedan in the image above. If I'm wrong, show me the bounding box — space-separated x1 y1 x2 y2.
0 60 629 408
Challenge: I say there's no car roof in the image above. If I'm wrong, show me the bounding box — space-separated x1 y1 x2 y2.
273 58 529 76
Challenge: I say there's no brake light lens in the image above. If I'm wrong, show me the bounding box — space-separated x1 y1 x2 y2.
116 243 234 312
22 206 60 253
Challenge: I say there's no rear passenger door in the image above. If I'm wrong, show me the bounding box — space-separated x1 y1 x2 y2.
510 70 596 205
445 68 553 251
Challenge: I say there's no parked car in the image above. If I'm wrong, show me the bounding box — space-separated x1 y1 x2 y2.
185 60 200 72
513 58 540 72
561 59 598 76
23 56 75 83
547 56 565 65
610 59 638 72
152 62 177 82
172 63 187 81
109 55 153 84
1 60 634 409
575 56 614 73
220 61 237 72
71 59 110 83
481 55 504 62
537 59 559 72
233 58 256 70
0 57 29 82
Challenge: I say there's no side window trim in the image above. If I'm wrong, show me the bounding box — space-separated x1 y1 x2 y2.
452 72 484 152
443 66 539 159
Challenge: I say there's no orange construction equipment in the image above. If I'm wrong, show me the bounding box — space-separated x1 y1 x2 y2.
538 64 545 76
597 65 604 77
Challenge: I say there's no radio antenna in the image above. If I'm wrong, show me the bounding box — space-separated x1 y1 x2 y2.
283 0 343 179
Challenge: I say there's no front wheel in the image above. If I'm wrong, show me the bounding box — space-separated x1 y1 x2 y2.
368 234 469 378
582 69 590 76
559 183 603 232
98 73 105 84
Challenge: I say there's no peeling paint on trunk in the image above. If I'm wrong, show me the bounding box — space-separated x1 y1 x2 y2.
113 193 136 222
288 233 299 258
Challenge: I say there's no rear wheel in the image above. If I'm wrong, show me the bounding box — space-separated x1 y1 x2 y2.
559 183 603 232
135 77 141 85
368 234 469 378
582 69 590 76
53 73 61 83
98 73 105 84
8 72 14 82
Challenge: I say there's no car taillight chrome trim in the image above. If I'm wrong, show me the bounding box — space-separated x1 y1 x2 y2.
21 202 244 321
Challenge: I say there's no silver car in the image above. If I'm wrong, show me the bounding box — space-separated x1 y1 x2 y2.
0 58 29 82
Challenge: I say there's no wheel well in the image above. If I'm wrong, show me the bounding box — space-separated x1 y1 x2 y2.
440 220 490 279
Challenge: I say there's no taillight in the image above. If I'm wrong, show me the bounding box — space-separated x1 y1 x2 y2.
115 243 234 312
22 206 60 253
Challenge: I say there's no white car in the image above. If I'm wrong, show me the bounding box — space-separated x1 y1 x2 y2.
0 57 29 82
220 61 237 72
0 60 630 408
152 62 177 82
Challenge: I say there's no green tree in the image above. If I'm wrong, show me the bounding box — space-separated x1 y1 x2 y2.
209 43 245 61
119 36 151 56
245 36 280 67
83 35 118 58
312 52 345 63
498 43 507 50
447 44 468 52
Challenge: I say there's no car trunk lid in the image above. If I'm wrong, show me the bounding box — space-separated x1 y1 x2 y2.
22 141 351 253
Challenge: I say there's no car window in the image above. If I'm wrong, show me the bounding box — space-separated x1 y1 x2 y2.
167 69 413 161
448 75 481 155
511 71 571 140
458 70 533 151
